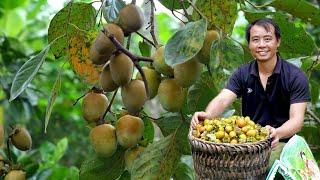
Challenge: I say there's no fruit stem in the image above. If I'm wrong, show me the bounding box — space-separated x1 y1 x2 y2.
126 34 132 50
186 0 207 21
180 0 193 21
133 61 150 98
135 31 156 48
6 139 12 163
180 110 186 123
72 93 86 106
102 88 119 120
149 0 159 47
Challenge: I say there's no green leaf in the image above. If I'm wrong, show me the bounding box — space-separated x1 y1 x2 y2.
245 11 317 59
192 0 238 34
39 138 68 169
48 2 96 58
0 8 26 37
269 0 320 25
47 166 79 180
172 162 195 180
139 41 151 57
80 147 125 180
155 114 190 155
130 135 181 180
102 0 126 22
187 71 218 114
27 0 46 19
44 72 61 133
117 170 130 180
165 19 207 66
0 0 28 10
210 37 244 70
310 80 319 105
140 116 154 146
158 0 189 10
10 44 51 101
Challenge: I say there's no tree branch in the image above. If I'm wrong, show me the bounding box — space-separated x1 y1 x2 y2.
102 88 118 122
180 0 192 21
101 29 152 99
149 0 159 47
135 31 156 48
306 108 320 124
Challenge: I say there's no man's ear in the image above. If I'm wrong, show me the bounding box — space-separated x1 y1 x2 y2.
277 38 281 47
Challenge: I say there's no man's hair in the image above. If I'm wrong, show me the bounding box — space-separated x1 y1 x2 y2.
245 18 281 42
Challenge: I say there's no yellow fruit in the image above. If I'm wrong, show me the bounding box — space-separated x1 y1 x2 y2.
236 118 246 128
116 115 144 148
90 23 124 64
117 4 144 35
11 126 32 151
205 124 214 132
136 67 161 99
89 45 108 65
246 129 257 137
225 125 233 133
158 79 187 112
124 146 145 170
90 124 117 157
195 30 219 64
215 131 225 139
109 53 133 86
230 139 238 144
4 170 26 180
121 80 147 114
229 131 236 138
82 91 109 121
99 64 119 92
152 46 173 76
173 58 202 87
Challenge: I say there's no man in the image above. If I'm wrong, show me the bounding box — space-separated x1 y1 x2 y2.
191 18 310 149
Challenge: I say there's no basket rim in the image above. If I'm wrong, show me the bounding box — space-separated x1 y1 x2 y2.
188 125 272 147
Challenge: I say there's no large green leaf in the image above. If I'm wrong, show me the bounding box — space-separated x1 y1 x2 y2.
310 79 320 105
0 0 28 10
269 0 320 25
44 71 61 133
172 162 195 180
210 37 244 69
10 44 51 101
0 9 26 37
245 11 317 59
187 71 218 114
48 2 96 58
102 0 126 23
155 114 190 155
79 147 125 180
158 0 189 10
39 138 68 169
192 0 237 34
139 116 155 146
139 41 151 57
165 19 207 66
130 135 181 180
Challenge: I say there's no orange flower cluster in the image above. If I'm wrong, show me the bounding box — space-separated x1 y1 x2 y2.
68 34 102 85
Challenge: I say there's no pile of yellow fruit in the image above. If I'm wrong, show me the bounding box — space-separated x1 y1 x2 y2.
192 116 269 144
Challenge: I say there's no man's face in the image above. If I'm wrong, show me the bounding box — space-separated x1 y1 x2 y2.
248 24 280 62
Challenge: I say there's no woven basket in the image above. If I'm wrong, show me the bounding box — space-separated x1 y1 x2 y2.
188 128 272 180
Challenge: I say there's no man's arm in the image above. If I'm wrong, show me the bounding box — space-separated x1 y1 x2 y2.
191 89 237 127
268 102 307 148
205 89 238 118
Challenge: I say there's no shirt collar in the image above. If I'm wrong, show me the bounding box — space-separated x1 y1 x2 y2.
250 56 282 77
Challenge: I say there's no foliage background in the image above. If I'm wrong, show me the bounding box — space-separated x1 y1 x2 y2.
0 0 319 179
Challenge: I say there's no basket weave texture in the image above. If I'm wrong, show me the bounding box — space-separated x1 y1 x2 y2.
188 128 272 180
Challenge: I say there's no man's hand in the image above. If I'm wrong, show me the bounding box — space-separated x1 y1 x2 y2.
191 111 210 128
266 125 279 149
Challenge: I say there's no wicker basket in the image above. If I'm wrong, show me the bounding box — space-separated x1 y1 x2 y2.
188 127 272 180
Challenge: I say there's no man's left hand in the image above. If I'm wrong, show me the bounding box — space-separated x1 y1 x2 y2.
266 125 279 149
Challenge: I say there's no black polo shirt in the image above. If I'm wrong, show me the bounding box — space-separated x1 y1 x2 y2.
225 58 310 128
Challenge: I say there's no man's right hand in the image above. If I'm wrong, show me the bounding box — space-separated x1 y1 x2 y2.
191 111 210 128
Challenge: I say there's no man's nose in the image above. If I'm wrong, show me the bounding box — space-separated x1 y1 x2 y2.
257 40 266 47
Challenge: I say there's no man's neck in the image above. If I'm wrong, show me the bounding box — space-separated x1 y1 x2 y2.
257 57 277 76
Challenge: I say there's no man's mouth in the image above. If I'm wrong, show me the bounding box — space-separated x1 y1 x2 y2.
257 51 268 56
